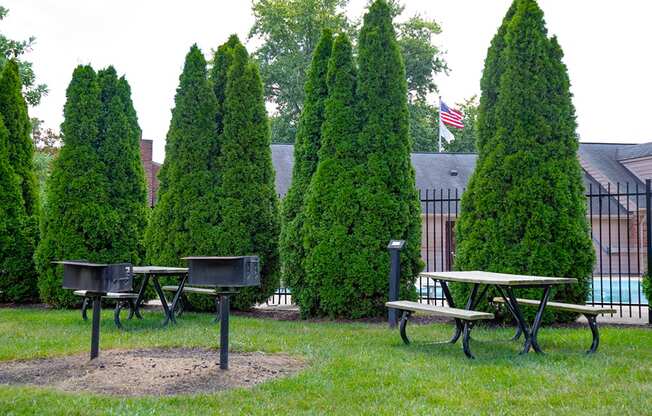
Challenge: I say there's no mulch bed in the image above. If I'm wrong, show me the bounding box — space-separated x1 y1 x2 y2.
0 348 305 396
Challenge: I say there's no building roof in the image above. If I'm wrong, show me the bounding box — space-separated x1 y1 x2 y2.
616 142 652 161
270 143 642 215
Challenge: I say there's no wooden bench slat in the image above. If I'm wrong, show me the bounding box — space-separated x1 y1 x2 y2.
386 301 494 321
162 285 218 296
73 290 138 299
492 297 616 314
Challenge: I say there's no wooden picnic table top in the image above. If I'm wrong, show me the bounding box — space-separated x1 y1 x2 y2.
420 271 577 286
132 266 188 275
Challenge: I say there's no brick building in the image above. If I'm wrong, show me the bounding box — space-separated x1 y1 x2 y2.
140 139 161 207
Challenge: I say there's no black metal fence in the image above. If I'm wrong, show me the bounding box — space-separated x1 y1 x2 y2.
270 181 652 321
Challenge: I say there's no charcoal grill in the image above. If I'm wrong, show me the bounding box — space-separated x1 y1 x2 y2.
55 261 134 359
182 256 260 369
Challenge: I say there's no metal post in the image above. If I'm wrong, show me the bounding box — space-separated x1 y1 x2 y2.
90 295 101 360
219 294 230 370
387 240 405 327
646 179 652 325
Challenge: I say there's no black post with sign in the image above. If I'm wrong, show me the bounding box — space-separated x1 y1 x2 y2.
387 240 406 327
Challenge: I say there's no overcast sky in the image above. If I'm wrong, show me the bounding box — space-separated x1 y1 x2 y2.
3 0 651 162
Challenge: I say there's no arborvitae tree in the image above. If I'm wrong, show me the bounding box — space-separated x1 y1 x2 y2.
145 45 220 269
97 67 148 264
454 0 594 323
0 60 39 218
475 1 517 154
301 33 363 317
280 29 333 307
0 60 39 301
35 65 117 307
211 34 240 136
214 39 280 309
0 115 35 302
340 0 422 318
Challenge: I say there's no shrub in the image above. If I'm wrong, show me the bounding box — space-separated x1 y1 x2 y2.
214 39 280 309
145 45 220 270
35 65 118 307
97 67 148 265
453 0 595 323
0 60 38 301
302 33 367 317
280 29 333 307
351 0 423 317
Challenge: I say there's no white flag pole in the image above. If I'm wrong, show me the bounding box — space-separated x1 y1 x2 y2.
438 96 442 152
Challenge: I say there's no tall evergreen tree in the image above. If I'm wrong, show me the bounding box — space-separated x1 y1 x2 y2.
301 33 363 317
0 114 34 302
35 65 117 307
211 34 240 137
97 67 148 264
280 29 333 306
145 45 220 268
475 1 517 154
454 0 594 323
345 0 422 318
214 39 280 309
0 60 38 217
0 59 38 301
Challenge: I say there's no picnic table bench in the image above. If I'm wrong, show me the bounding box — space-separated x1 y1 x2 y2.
385 300 494 358
492 297 616 353
387 271 613 358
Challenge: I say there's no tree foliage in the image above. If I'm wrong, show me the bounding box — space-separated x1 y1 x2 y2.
279 29 332 311
97 67 148 264
214 39 280 309
145 45 220 271
453 0 594 323
0 59 38 301
0 60 38 218
0 114 35 302
249 0 447 146
35 65 117 307
300 33 360 317
299 1 422 318
0 6 47 105
249 0 350 143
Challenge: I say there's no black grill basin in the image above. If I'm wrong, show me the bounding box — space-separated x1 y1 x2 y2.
182 256 260 288
55 261 133 293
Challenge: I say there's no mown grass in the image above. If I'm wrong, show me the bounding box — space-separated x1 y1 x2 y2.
0 307 651 415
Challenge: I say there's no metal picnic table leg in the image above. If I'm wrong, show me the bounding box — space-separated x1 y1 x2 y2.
132 274 149 320
439 280 464 343
526 285 551 354
152 276 174 326
502 286 537 355
168 273 189 323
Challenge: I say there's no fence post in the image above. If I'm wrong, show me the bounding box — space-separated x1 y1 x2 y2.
647 180 652 325
387 240 406 327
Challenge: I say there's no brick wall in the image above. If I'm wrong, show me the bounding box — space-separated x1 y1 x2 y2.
140 139 160 207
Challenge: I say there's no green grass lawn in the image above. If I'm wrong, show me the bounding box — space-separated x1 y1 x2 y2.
0 307 651 415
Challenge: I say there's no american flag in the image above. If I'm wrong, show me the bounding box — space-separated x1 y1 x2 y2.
440 99 464 129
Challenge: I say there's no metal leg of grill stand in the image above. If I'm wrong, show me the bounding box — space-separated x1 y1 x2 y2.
219 294 230 370
90 296 101 360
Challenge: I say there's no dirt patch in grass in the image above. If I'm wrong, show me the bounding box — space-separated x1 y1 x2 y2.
0 348 305 396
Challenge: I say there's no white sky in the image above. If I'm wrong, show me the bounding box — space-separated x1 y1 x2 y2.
3 0 651 163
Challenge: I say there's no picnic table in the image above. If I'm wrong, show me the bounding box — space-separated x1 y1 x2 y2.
420 271 576 354
132 266 189 325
